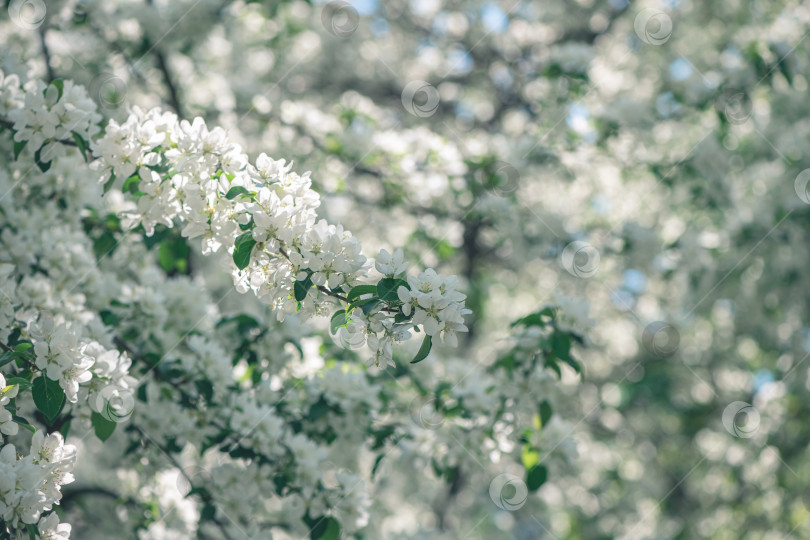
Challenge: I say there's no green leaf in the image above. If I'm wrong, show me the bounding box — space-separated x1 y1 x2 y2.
32 375 66 423
91 412 117 441
360 299 381 315
349 296 379 309
309 516 341 540
232 232 256 270
347 284 377 302
0 352 15 369
294 275 313 301
539 401 553 427
34 146 52 172
60 418 72 439
13 139 26 160
27 523 37 540
158 235 190 275
102 173 116 194
307 396 331 422
224 186 251 199
122 172 141 195
92 231 117 261
410 334 432 364
5 377 32 390
195 379 214 402
521 444 540 470
71 131 89 161
511 307 555 328
13 343 32 353
377 277 408 302
551 331 581 374
330 309 349 334
526 464 548 491
11 415 36 434
51 79 65 100
371 453 385 479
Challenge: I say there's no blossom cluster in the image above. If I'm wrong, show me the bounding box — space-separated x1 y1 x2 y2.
0 431 75 535
77 103 470 368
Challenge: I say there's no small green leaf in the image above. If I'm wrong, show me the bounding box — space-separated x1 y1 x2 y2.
371 454 385 479
102 173 116 194
521 444 540 470
5 377 32 390
11 415 36 434
34 146 51 172
13 139 26 160
330 310 349 334
158 235 190 275
349 296 379 309
526 464 548 491
51 79 65 100
224 186 251 199
0 352 15 369
232 232 257 270
71 131 90 161
539 401 553 427
13 343 32 353
91 412 117 441
32 375 66 423
360 299 381 315
377 277 408 302
410 334 432 364
347 284 377 302
308 396 331 422
309 516 341 540
122 173 141 195
294 275 313 301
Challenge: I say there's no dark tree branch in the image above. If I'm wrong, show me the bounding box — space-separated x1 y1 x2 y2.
39 25 55 82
